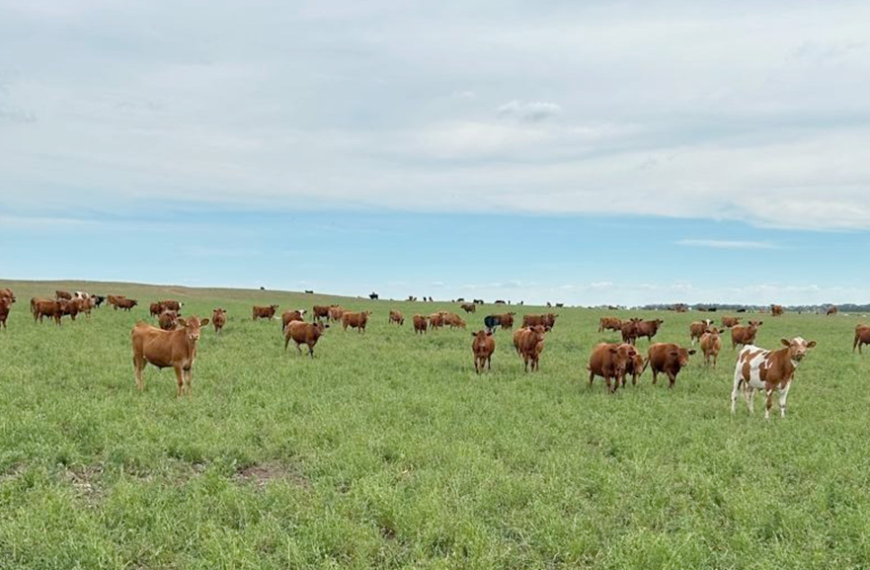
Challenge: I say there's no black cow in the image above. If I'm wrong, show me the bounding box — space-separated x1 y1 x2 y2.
369 292 379 300
93 295 106 308
484 315 501 332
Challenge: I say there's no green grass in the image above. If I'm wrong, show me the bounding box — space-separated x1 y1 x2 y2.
1 279 869 569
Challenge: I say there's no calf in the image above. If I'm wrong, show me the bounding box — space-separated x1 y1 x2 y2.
131 316 209 397
598 317 623 334
284 321 328 357
624 349 645 387
731 321 763 349
689 319 714 345
281 309 306 331
516 325 546 372
0 288 15 304
158 310 178 331
150 302 166 317
461 302 476 313
341 311 371 333
328 306 345 322
31 298 62 325
0 298 9 330
721 316 741 329
388 310 404 326
471 330 495 373
635 319 664 342
499 312 516 330
117 298 138 311
313 305 332 321
700 327 723 367
413 314 428 334
252 305 279 320
644 343 696 389
731 337 817 419
212 308 227 334
853 325 870 354
588 343 637 392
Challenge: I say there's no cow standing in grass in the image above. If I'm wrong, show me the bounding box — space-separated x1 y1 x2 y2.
731 337 816 419
131 316 209 397
472 330 495 373
212 308 227 334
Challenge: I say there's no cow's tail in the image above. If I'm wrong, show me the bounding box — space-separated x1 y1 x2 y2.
640 357 650 375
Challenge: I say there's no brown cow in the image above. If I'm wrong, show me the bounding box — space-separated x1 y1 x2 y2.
588 342 637 392
471 330 495 373
59 298 80 321
731 337 817 419
644 343 696 389
429 312 445 330
0 288 16 305
108 295 127 310
162 300 182 312
0 298 9 330
31 298 62 325
689 319 714 345
599 317 623 334
281 309 306 331
388 310 404 326
116 298 138 311
150 302 166 317
827 305 838 316
853 325 870 354
499 312 516 330
516 325 546 372
212 308 227 334
342 311 371 333
731 321 763 349
252 305 279 321
635 319 664 342
523 313 558 329
771 304 784 317
413 314 429 334
624 349 645 387
284 321 328 357
131 316 209 397
461 303 477 314
158 310 178 331
700 327 723 367
721 316 741 329
56 290 72 300
621 318 642 344
443 312 466 329
327 306 345 322
313 305 332 321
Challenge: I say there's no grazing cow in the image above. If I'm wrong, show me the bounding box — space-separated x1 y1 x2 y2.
304 290 314 294
313 305 332 321
621 318 642 344
117 298 138 311
0 298 9 330
212 308 227 334
515 325 546 372
471 330 495 373
635 319 664 342
484 314 501 332
158 310 178 331
721 316 741 329
56 290 72 300
555 303 564 308
598 317 623 334
93 295 106 308
496 300 507 305
328 306 345 322
150 302 166 317
736 308 747 313
473 299 484 305
771 305 784 317
644 343 696 389
107 295 127 310
131 316 209 397
827 305 838 316
407 296 417 302
388 310 404 326
460 302 476 313
281 309 306 331
731 321 763 349
689 320 714 345
523 313 558 329
162 300 182 312
853 325 870 354
588 343 638 393
443 313 466 329
0 288 15 304
429 312 445 330
284 321 328 357
252 305 279 321
31 298 62 325
369 292 379 300
498 312 516 330
413 314 429 334
700 327 724 367
341 311 371 333
731 337 817 419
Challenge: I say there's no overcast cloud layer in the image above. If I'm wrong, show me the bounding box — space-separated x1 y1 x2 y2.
2 1 869 229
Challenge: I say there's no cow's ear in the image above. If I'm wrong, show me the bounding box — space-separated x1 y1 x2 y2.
177 318 187 327
200 318 209 326
688 349 696 355
780 338 790 347
807 340 817 348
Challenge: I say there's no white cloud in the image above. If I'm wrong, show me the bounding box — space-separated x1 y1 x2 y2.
496 100 563 122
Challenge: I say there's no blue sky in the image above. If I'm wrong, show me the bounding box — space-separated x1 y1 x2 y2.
1 1 869 305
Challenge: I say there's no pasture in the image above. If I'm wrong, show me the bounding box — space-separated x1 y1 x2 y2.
0 280 869 569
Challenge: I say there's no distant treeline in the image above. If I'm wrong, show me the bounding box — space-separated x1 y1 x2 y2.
633 303 870 313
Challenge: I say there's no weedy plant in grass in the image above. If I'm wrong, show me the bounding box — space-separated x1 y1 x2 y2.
0 279 868 569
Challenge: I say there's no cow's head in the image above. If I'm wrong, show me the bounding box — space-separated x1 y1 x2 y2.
671 347 696 367
749 320 763 328
613 343 637 373
472 330 492 341
270 305 279 311
178 316 209 342
781 337 817 361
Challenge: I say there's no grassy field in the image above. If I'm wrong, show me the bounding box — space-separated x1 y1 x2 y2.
0 279 869 569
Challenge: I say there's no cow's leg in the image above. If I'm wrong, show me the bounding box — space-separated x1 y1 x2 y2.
308 344 315 358
174 366 184 398
589 371 595 387
605 376 611 392
764 389 774 420
134 357 145 391
474 356 479 374
184 366 192 395
284 335 290 351
778 383 791 418
746 387 756 415
730 381 741 415
668 372 676 389
296 342 303 356
651 370 658 385
523 354 530 372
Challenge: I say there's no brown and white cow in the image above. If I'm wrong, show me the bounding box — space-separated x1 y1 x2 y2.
588 342 637 392
731 321 763 349
413 314 428 334
700 327 724 367
689 319 714 345
284 321 328 357
341 311 370 333
471 330 495 373
162 300 182 312
281 309 306 331
731 337 817 419
252 305 279 321
389 310 404 326
644 343 696 389
212 308 227 334
721 316 741 329
599 317 623 334
131 315 209 397
515 325 546 372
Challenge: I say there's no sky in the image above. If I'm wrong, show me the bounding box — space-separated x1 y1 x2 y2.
1 1 869 305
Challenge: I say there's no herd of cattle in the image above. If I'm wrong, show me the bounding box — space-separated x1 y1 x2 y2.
0 289 846 419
